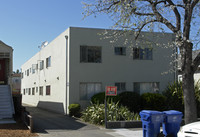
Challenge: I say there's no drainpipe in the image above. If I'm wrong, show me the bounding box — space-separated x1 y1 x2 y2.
65 35 69 115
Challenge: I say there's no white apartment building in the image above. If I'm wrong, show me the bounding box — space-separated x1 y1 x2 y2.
21 27 176 114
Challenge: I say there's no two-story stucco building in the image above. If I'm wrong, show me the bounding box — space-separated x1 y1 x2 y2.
21 27 176 114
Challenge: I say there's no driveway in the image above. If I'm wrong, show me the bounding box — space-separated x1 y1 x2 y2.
25 105 142 137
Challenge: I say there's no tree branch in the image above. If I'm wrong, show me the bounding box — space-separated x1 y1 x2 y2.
166 0 181 31
191 0 200 9
193 52 200 71
135 19 159 39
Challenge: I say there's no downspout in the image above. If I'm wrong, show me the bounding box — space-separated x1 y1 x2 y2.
65 35 69 114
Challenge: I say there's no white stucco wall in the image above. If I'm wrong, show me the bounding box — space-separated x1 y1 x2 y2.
21 29 69 114
68 27 176 108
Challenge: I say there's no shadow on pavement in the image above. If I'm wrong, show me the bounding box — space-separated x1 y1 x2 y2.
25 106 99 134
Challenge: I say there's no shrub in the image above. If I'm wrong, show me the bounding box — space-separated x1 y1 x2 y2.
68 104 81 117
119 91 141 113
163 81 184 112
91 92 120 104
141 93 167 111
81 101 140 125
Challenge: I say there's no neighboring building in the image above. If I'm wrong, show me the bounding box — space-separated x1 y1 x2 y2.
21 27 176 114
0 40 15 119
178 50 200 82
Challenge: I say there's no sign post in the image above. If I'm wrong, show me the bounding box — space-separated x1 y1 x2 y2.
105 86 117 128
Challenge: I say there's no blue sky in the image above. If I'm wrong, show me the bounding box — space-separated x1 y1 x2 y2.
0 0 113 71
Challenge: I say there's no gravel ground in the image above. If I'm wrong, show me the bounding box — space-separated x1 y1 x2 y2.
0 119 38 137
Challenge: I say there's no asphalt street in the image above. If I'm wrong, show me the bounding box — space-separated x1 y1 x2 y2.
25 105 143 137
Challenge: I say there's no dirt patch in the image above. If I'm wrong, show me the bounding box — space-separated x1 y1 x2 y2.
0 119 38 137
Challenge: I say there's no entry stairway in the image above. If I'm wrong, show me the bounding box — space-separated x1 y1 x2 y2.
0 85 15 119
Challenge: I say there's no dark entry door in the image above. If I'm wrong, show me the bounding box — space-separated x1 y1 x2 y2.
0 59 6 84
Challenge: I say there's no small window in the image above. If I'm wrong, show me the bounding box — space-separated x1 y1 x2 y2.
21 73 24 78
46 56 51 68
115 82 126 91
133 48 152 60
115 47 126 55
32 64 37 74
80 46 102 63
39 86 43 96
27 69 29 76
36 87 38 93
28 88 31 95
46 85 51 95
23 89 25 95
40 61 44 70
32 87 35 95
30 68 31 73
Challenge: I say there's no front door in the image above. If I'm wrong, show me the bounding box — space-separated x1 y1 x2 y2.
0 59 6 84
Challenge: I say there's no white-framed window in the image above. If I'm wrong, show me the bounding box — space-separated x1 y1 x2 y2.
133 82 159 94
39 86 43 95
27 69 29 76
80 82 102 100
46 85 51 95
115 82 126 91
133 48 152 60
46 56 51 68
40 60 44 70
80 46 102 63
115 47 126 55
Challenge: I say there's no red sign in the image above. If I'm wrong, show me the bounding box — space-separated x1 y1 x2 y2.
106 86 117 96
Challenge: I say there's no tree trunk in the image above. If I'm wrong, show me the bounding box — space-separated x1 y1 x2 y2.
181 43 197 124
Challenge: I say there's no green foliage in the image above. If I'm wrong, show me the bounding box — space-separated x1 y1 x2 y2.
68 104 81 117
91 92 120 104
81 101 140 125
141 93 167 111
163 81 184 112
119 91 141 113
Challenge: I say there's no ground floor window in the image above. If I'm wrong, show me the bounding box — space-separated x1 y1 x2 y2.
80 83 102 100
46 85 51 95
115 82 126 91
32 87 35 95
28 88 31 95
39 86 43 96
133 82 159 94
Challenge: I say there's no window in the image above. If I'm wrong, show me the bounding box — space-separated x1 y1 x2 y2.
80 83 102 100
133 48 152 60
27 69 29 76
134 82 159 94
28 88 31 95
115 82 126 91
46 56 51 68
39 86 43 95
32 87 35 95
23 89 25 95
46 85 51 95
115 47 126 55
36 87 38 93
21 73 24 78
80 46 102 63
40 60 44 70
30 68 31 73
32 64 37 74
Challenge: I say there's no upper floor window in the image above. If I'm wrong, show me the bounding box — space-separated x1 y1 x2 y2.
27 69 29 76
46 56 51 68
115 47 126 55
39 86 43 96
133 48 152 60
80 46 102 63
40 60 44 70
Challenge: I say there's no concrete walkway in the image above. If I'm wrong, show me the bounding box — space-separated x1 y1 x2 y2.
25 106 143 137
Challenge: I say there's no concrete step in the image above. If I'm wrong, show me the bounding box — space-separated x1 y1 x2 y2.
0 118 16 124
